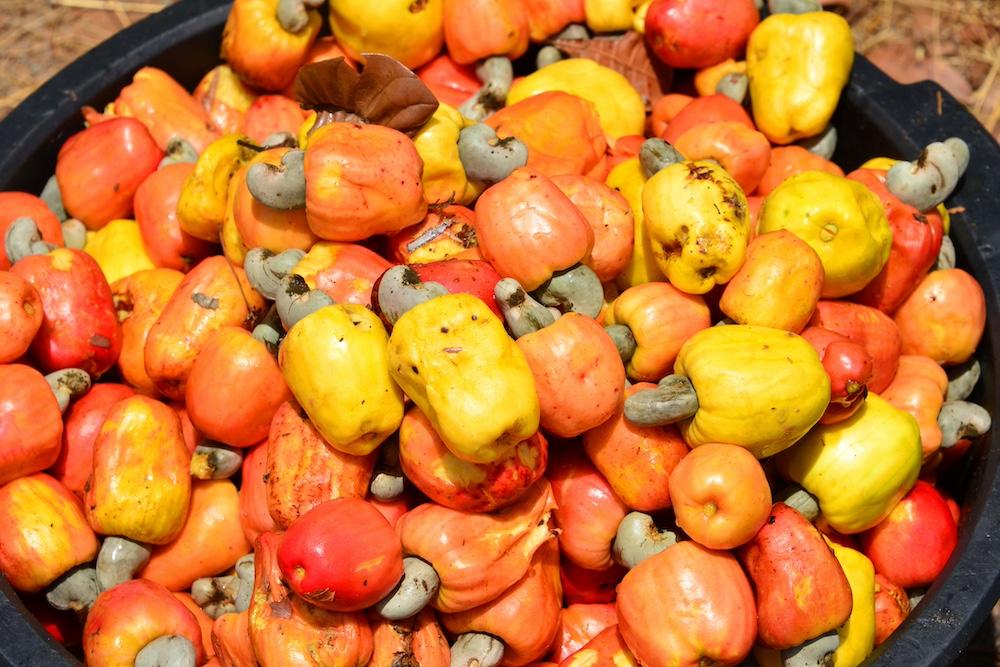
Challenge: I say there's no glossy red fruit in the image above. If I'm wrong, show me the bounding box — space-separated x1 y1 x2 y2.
645 0 759 70
277 497 404 612
801 325 875 424
560 558 627 605
0 271 44 363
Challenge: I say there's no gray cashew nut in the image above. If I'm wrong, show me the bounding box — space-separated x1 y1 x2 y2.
370 439 405 501
41 175 67 221
450 632 505 667
96 537 152 592
4 217 55 265
781 631 840 667
193 555 253 618
159 137 199 168
536 46 563 70
252 305 284 354
494 278 557 339
134 635 197 667
45 369 91 413
715 72 748 105
459 57 513 122
276 274 335 330
554 23 589 40
533 264 603 318
244 247 307 300
276 0 323 33
613 511 678 569
935 234 956 270
246 149 306 210
61 219 87 250
775 485 821 522
938 400 991 449
640 138 685 178
886 138 970 211
262 131 298 150
374 556 440 621
458 124 528 184
376 265 449 326
623 374 699 427
46 566 99 616
798 125 838 161
191 443 244 480
946 358 981 402
604 324 637 364
768 0 822 12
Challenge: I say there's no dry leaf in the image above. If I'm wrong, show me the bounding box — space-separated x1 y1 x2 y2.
552 31 673 110
293 54 438 136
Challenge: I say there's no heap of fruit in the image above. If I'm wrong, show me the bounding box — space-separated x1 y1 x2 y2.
0 0 991 665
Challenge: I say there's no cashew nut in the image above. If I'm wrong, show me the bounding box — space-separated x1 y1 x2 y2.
46 566 99 617
261 131 298 150
244 247 307 300
457 124 528 184
613 512 678 569
45 368 91 413
192 575 240 618
275 274 335 330
946 358 981 402
532 264 604 318
715 72 748 105
159 137 199 168
252 305 284 354
536 46 563 70
640 138 685 178
96 537 152 592
908 587 926 610
246 149 306 210
134 635 197 667
768 0 822 12
450 632 505 667
623 374 699 427
781 631 840 667
40 175 67 221
775 485 821 522
376 265 449 326
494 278 557 339
4 217 55 265
886 138 970 211
61 219 87 250
935 234 956 270
191 443 244 480
604 324 637 364
374 556 440 621
276 0 323 33
938 400 991 449
233 553 255 613
459 57 513 122
798 125 838 161
370 439 405 501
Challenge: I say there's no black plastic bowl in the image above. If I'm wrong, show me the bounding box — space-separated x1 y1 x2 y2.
1 2 998 665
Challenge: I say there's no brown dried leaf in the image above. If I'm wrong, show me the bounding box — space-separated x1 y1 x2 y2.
293 54 438 136
552 30 673 110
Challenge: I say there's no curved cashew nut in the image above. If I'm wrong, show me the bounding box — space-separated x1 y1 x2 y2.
46 566 99 616
252 305 284 354
536 46 563 70
459 57 514 122
246 149 307 210
768 0 822 12
554 23 589 40
61 219 87 250
376 265 449 326
946 358 981 402
623 374 699 427
935 234 956 271
370 439 405 501
96 536 152 592
494 278 557 339
604 324 637 364
276 0 323 33
276 274 335 330
457 124 529 184
244 247 307 300
533 264 604 318
262 131 298 150
781 631 840 667
159 137 199 168
233 554 255 613
134 635 197 667
41 175 67 221
613 511 678 569
192 575 240 619
5 217 55 265
775 485 821 522
715 72 748 105
938 400 991 449
375 556 441 621
191 443 244 480
640 138 685 177
886 137 970 212
450 632 505 667
45 368 91 413
798 125 838 161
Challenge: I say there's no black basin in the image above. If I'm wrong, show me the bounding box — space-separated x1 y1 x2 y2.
0 1 998 665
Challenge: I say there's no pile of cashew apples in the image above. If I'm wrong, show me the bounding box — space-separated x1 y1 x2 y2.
0 0 992 665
